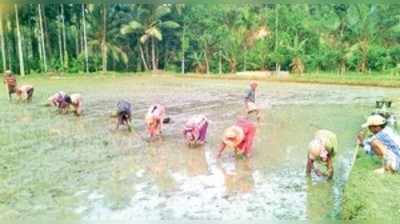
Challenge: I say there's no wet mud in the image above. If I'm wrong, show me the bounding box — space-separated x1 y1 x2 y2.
1 76 398 221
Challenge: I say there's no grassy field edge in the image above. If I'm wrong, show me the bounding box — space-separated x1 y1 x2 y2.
14 71 400 88
341 150 400 222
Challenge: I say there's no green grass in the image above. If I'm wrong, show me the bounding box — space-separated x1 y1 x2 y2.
342 150 400 223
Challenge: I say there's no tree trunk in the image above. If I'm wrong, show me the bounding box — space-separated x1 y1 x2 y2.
203 49 209 74
57 7 64 69
136 47 142 72
144 41 150 67
218 50 222 74
15 5 24 76
75 26 79 58
42 6 51 63
101 4 107 72
229 58 237 73
6 16 12 71
38 4 47 72
181 23 185 74
156 40 159 68
37 19 43 71
0 11 7 72
243 50 247 72
80 18 84 53
74 13 80 58
275 5 280 74
61 5 68 69
27 16 33 74
82 4 89 73
112 54 115 71
139 42 149 71
139 44 148 71
151 36 156 71
360 41 368 73
163 40 168 70
339 60 346 75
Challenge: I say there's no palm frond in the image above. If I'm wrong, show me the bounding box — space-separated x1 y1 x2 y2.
108 44 128 64
155 5 171 19
140 34 150 43
145 27 162 41
160 21 180 29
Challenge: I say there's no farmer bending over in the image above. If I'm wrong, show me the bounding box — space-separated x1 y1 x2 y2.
217 117 256 158
183 115 209 147
357 115 400 174
3 70 17 101
145 104 166 138
116 100 132 130
48 91 66 107
306 129 337 179
16 84 34 103
245 80 261 121
60 93 82 116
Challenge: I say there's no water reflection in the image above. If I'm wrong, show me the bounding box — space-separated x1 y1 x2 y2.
221 157 254 195
184 146 208 177
83 103 369 221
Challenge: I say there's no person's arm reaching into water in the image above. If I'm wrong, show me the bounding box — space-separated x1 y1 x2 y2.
116 114 122 129
326 158 334 179
306 156 314 177
306 156 333 178
126 114 132 132
306 154 324 177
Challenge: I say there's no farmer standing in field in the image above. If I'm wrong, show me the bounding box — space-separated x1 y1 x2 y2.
306 129 337 179
183 114 209 147
145 104 166 138
217 117 256 159
116 100 132 131
357 114 400 174
3 70 17 101
245 80 261 121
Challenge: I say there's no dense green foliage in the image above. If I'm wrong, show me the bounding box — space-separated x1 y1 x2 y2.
0 4 399 75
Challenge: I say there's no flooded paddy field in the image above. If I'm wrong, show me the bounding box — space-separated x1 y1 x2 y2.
1 76 399 222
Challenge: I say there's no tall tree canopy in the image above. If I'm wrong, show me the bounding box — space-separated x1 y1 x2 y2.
0 4 399 75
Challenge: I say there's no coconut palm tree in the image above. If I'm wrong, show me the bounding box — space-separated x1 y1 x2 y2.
15 4 25 76
121 4 179 72
87 4 128 72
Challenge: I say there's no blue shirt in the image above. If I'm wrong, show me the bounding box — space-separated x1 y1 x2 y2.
374 127 400 156
364 127 400 171
245 88 255 103
117 100 132 114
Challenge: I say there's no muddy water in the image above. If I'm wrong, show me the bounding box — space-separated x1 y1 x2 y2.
1 76 399 222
